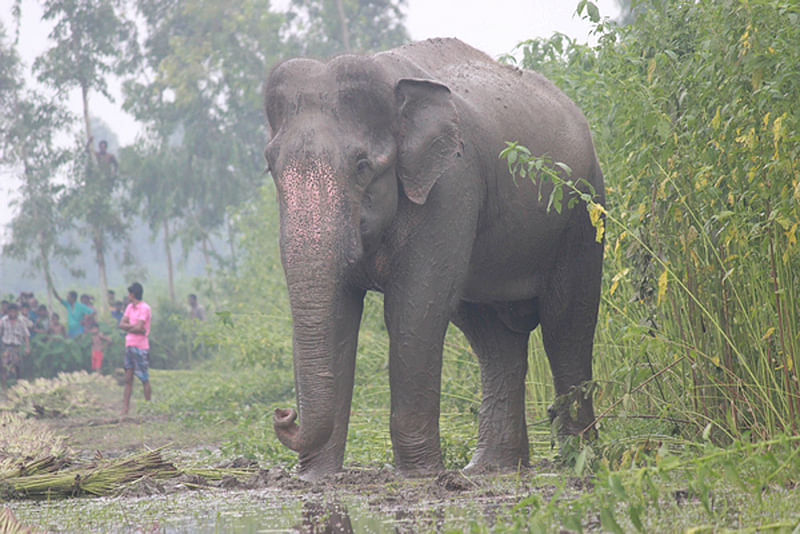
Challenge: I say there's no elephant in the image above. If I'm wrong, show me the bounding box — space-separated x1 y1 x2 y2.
263 37 604 481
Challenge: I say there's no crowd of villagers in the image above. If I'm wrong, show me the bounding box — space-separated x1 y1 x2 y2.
0 288 127 390
0 141 126 390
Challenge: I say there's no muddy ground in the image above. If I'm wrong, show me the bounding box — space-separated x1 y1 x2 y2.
5 373 585 532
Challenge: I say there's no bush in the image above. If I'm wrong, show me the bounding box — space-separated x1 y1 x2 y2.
511 0 800 439
21 321 125 380
148 297 209 369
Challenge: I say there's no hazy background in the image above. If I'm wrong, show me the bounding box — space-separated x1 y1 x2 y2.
1 0 619 293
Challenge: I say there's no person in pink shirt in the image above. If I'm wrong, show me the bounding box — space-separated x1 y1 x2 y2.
119 282 152 415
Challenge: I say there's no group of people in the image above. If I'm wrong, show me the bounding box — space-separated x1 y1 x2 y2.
0 289 114 379
0 283 158 415
0 292 72 390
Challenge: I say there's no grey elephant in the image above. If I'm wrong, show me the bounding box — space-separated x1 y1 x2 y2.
264 38 604 481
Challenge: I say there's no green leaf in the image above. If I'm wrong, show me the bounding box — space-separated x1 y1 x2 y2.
555 161 572 176
574 446 588 476
628 504 645 532
600 507 624 534
609 473 627 500
586 1 601 23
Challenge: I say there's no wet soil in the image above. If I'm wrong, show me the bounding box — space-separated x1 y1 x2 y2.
8 373 587 531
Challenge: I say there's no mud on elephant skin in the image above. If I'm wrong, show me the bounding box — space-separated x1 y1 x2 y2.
263 37 604 480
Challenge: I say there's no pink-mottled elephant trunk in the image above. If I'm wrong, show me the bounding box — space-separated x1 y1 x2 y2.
272 158 359 469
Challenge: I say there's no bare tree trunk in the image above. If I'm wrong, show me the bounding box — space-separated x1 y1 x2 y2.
81 83 93 145
334 0 351 52
201 237 218 307
39 236 55 314
164 219 175 304
227 217 237 275
93 227 110 317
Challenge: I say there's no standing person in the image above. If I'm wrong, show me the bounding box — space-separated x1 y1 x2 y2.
32 305 50 336
49 313 66 337
111 300 126 340
0 304 30 390
51 288 94 338
111 300 124 324
95 139 118 174
187 294 206 321
18 303 34 334
119 282 151 415
27 297 39 322
88 319 112 373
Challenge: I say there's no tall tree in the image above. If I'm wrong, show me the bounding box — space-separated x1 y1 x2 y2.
125 0 285 299
32 0 139 316
119 141 185 303
1 23 77 312
284 0 409 57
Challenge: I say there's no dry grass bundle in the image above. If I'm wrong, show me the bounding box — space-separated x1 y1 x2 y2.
0 413 69 467
0 371 116 418
1 448 178 499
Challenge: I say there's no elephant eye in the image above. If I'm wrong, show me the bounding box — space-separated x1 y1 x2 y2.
356 156 372 174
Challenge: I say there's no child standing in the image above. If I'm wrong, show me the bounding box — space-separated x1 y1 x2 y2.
49 313 66 337
89 321 112 372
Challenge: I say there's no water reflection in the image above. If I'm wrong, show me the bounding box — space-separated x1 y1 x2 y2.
296 500 353 533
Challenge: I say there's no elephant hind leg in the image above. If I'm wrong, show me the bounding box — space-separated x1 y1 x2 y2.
540 228 602 441
453 301 531 473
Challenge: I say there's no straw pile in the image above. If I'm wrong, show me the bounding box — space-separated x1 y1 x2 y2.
1 448 179 500
0 371 115 418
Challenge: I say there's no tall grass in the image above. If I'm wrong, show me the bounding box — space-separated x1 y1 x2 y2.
512 0 800 442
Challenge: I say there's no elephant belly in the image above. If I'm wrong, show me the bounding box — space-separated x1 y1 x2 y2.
462 237 560 302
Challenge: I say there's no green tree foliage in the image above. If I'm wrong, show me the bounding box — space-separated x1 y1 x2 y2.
32 0 139 317
514 0 800 439
0 21 22 161
0 22 77 313
284 0 409 56
33 0 138 139
118 142 184 302
124 0 286 297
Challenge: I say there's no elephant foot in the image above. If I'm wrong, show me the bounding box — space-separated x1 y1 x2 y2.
397 464 445 479
462 447 529 475
391 415 445 478
296 463 342 482
295 442 347 482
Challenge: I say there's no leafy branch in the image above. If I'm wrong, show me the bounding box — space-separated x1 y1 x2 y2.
499 141 606 243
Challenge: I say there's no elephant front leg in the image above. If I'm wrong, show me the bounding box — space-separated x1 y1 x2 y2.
453 302 531 473
384 292 450 477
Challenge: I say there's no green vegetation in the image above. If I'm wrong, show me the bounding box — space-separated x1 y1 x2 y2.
2 0 799 531
190 0 800 530
522 0 800 444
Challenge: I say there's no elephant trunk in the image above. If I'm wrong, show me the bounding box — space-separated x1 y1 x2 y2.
273 282 338 454
272 157 361 474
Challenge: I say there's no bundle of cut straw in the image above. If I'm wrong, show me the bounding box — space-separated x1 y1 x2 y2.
2 448 177 499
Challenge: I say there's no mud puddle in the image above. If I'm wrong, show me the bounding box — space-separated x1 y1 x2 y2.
13 488 491 532
9 465 575 532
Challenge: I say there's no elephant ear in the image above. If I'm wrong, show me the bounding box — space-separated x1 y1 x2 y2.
395 78 462 205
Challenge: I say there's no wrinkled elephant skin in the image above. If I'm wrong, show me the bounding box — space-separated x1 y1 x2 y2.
263 38 604 480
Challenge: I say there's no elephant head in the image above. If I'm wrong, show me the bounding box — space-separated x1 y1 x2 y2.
263 55 461 475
